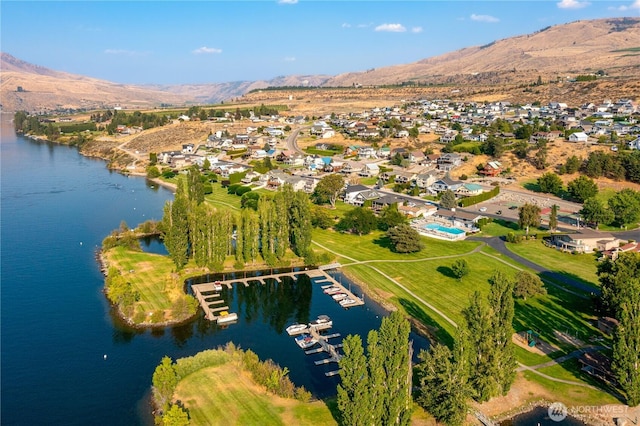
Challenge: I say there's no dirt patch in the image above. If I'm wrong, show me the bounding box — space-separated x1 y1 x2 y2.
474 373 556 418
553 330 584 348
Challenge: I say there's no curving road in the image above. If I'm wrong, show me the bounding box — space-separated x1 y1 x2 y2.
285 125 310 155
469 236 601 296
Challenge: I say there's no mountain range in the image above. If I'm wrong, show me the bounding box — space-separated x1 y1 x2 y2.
1 17 638 113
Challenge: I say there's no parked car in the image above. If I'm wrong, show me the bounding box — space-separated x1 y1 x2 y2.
479 207 487 212
496 210 502 215
509 205 518 210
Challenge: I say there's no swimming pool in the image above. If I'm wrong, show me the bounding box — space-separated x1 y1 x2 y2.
423 223 466 235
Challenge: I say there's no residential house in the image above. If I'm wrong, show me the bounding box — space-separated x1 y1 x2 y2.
398 203 437 218
548 229 618 253
343 185 380 206
434 209 482 231
414 171 439 190
456 183 484 197
628 136 640 150
409 150 426 164
359 163 380 177
568 132 589 143
394 171 416 185
432 176 463 193
437 153 462 172
478 161 502 177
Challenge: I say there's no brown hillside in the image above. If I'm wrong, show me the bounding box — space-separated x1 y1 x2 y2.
325 17 640 86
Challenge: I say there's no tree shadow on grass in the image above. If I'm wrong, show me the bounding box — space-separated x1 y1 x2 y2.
494 218 520 231
372 235 394 251
399 297 453 348
436 265 456 279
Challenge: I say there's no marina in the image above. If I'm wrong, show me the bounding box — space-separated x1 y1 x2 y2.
191 266 364 322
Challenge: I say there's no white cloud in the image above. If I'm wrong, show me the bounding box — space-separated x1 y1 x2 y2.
557 0 590 9
278 0 298 4
608 0 640 10
411 26 423 33
104 49 147 57
342 23 351 28
284 56 296 62
192 46 222 54
470 14 500 23
375 23 407 32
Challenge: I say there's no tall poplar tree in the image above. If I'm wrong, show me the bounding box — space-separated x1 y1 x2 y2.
337 334 371 426
416 328 470 426
162 180 189 269
338 311 412 426
462 291 496 401
242 209 260 265
487 270 516 395
548 204 558 232
599 252 640 405
258 197 277 266
289 191 312 257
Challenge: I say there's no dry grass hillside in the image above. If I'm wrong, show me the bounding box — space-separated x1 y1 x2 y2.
325 17 640 86
2 17 638 113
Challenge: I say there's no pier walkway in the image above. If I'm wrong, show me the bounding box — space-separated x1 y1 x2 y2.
307 327 343 376
191 267 364 321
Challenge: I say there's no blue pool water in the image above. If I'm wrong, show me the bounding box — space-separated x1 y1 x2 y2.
423 223 466 235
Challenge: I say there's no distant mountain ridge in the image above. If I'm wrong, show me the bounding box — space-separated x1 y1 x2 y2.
1 17 638 113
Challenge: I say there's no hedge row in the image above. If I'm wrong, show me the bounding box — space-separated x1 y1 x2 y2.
458 185 500 207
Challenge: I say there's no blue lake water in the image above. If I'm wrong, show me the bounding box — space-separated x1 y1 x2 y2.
0 115 428 425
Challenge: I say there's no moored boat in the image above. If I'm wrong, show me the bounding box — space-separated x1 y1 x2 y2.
323 286 342 294
308 314 332 328
286 323 309 335
216 311 238 323
295 333 318 349
339 297 359 307
213 281 223 292
332 293 347 301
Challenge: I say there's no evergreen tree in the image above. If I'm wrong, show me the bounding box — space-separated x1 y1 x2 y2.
548 204 558 232
386 224 424 253
152 356 178 411
440 189 457 209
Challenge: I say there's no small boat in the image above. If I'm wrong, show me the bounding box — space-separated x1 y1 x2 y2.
286 323 309 335
309 315 332 328
295 333 318 349
216 311 238 323
321 284 334 289
323 286 342 294
332 293 348 301
339 297 359 307
213 281 223 292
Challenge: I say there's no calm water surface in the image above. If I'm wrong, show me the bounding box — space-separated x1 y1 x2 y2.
0 116 427 425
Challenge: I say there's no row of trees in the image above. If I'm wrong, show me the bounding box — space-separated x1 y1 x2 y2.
416 270 518 424
161 169 313 270
337 311 413 425
580 188 640 228
597 252 640 406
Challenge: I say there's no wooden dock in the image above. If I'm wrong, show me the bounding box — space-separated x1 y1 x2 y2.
190 265 363 322
309 327 342 366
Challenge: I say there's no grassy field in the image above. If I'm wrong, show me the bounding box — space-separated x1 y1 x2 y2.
173 363 336 425
505 239 600 288
522 368 620 406
104 247 180 314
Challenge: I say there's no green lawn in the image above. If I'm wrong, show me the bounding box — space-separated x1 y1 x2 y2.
506 239 600 288
105 246 179 313
174 364 336 425
204 182 243 210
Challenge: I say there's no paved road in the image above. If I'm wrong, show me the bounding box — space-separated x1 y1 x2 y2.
285 125 310 155
470 236 601 296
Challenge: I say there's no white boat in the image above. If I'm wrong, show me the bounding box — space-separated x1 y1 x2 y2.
320 284 334 289
339 297 359 307
213 281 223 292
332 293 348 301
295 333 318 349
323 286 342 294
216 311 238 323
286 323 309 335
309 315 332 328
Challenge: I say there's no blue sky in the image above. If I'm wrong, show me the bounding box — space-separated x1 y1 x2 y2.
2 1 638 85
